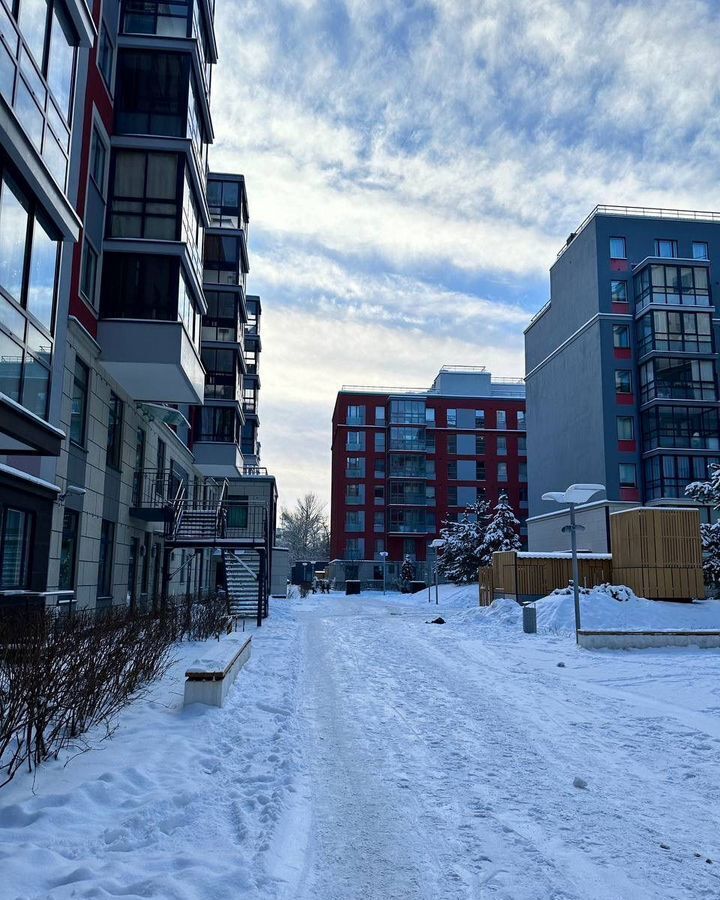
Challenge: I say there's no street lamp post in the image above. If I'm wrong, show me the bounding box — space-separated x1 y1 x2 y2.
541 484 605 643
429 539 444 606
379 551 389 594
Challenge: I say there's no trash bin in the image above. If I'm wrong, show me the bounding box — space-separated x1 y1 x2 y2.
522 604 537 634
345 580 361 595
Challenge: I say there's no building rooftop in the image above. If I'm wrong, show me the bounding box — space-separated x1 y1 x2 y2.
556 204 720 261
340 366 525 399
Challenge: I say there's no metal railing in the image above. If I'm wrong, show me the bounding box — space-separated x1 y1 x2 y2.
131 470 225 511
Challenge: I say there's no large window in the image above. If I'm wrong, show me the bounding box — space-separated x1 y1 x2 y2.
609 236 626 259
346 431 366 451
345 456 365 478
641 406 720 451
345 511 365 533
201 346 237 399
692 242 709 261
0 506 32 589
115 50 188 137
106 392 124 468
390 426 425 451
197 406 240 442
70 357 89 445
654 239 677 258
389 399 425 424
207 177 243 228
97 22 113 88
16 0 75 119
634 264 710 310
90 126 107 192
109 150 180 239
203 234 241 285
637 310 712 356
101 253 182 321
644 454 720 500
639 358 716 404
97 519 115 598
122 0 191 37
0 174 55 417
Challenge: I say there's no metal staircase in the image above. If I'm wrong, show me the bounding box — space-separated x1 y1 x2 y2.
224 550 261 618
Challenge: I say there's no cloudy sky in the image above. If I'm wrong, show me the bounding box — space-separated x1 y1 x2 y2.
209 0 720 511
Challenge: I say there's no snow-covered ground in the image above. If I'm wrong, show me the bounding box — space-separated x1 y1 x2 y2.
4 586 720 899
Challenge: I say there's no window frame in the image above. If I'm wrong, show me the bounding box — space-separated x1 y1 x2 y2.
612 324 630 349
654 239 678 259
69 356 89 446
692 241 709 261
609 236 626 259
615 369 632 394
616 416 634 441
97 518 115 599
106 391 124 469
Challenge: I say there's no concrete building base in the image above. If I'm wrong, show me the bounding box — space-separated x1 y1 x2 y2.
578 630 720 650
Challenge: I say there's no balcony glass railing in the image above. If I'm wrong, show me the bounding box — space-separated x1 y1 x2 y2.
640 380 717 404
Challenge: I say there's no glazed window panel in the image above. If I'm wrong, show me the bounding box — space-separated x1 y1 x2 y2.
110 150 180 240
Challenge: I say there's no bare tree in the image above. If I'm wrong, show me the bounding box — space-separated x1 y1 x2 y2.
277 493 330 564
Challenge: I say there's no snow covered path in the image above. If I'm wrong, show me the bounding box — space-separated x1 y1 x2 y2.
4 589 720 899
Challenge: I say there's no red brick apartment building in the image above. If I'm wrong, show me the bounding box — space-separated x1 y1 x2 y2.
330 367 527 584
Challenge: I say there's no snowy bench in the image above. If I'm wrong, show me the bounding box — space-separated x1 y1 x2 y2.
183 635 252 708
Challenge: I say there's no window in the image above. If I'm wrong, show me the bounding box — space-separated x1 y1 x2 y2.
374 513 384 533
0 507 32 589
390 400 426 424
615 370 632 394
100 253 183 321
611 280 628 304
497 436 507 455
476 461 486 480
518 436 526 455
448 461 457 479
613 324 630 348
374 431 385 452
447 485 457 507
619 464 637 488
132 427 146 506
519 463 527 482
206 177 242 227
617 416 634 441
516 411 526 430
641 407 719 452
374 538 385 554
346 456 365 478
475 409 485 428
374 485 385 504
115 50 189 137
476 435 485 455
106 392 124 468
637 309 713 356
497 462 508 482
70 357 89 445
345 510 365 532
446 408 457 427
634 264 710 310
58 509 79 590
202 234 241 285
346 431 365 451
90 127 107 192
346 484 364 505
496 410 506 429
375 406 385 423
346 405 365 424
97 22 114 88
374 457 385 478
80 239 98 305
447 434 457 455
655 239 677 259
639 357 716 403
110 150 180 240
425 407 435 425
98 519 115 598
609 237 626 259
692 242 709 261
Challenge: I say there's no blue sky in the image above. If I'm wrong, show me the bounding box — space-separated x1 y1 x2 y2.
208 0 720 510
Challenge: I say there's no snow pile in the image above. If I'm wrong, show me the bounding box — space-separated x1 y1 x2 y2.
536 585 720 634
450 585 720 636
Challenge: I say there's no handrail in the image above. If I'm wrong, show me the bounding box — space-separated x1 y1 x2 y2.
167 479 186 539
215 479 229 539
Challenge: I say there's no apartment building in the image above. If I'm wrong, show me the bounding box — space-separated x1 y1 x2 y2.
330 367 526 585
0 0 94 596
0 0 278 612
525 205 720 551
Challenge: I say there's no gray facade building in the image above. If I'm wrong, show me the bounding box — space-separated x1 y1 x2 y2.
525 205 720 549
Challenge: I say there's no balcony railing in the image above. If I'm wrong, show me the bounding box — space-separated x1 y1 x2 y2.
640 381 717 404
131 469 224 511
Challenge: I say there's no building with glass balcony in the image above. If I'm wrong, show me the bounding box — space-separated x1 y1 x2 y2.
525 206 720 551
0 0 94 597
330 367 526 585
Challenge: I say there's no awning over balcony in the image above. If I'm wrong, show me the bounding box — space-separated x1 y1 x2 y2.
136 403 191 430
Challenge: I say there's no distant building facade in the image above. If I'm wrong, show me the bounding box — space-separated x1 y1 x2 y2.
330 367 526 585
525 205 720 550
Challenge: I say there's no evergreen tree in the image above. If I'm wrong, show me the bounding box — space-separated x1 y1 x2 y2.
686 469 720 585
436 499 491 584
480 493 522 560
400 558 416 590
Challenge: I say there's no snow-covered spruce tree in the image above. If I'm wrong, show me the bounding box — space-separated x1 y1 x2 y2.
399 558 416 592
686 467 720 585
480 492 522 560
436 499 491 584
